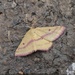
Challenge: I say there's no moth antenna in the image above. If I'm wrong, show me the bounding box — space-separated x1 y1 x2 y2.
32 16 37 28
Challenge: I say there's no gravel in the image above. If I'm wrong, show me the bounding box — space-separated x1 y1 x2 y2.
0 0 75 75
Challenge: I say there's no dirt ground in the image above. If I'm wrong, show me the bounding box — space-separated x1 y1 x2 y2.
0 0 75 75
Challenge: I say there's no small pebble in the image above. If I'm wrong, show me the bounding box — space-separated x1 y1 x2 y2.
12 1 17 8
18 71 24 75
34 57 40 62
25 14 32 21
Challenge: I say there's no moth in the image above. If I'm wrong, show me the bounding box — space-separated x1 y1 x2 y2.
15 26 66 56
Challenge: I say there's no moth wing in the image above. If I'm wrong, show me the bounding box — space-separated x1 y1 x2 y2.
32 31 53 51
34 26 65 41
15 26 65 56
34 39 53 51
15 29 36 56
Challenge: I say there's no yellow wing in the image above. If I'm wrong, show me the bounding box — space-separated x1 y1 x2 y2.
15 29 35 56
15 26 65 56
15 28 53 56
31 31 53 51
34 26 65 41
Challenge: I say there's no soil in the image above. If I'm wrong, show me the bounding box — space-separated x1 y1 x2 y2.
0 0 75 75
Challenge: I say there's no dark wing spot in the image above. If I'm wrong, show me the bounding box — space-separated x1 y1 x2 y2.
23 43 25 45
49 29 51 31
41 37 43 39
